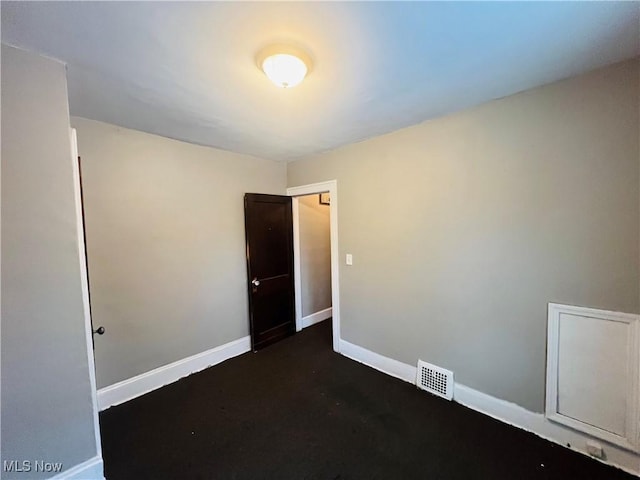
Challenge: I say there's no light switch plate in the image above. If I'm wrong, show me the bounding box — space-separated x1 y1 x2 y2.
346 254 353 265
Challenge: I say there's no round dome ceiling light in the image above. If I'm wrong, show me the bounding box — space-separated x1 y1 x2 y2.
256 44 312 88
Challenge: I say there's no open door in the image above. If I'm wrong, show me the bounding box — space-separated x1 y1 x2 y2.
78 156 105 346
244 193 296 350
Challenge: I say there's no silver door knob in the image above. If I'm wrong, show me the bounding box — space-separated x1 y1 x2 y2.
252 278 260 287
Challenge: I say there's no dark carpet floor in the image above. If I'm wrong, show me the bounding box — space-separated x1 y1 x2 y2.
100 320 635 479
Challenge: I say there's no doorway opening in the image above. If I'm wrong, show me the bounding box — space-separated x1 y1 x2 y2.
295 193 332 335
287 180 340 353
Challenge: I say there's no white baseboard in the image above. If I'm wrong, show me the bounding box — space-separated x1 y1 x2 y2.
302 307 333 329
454 384 640 476
98 336 251 411
49 455 103 480
338 338 640 476
339 339 417 384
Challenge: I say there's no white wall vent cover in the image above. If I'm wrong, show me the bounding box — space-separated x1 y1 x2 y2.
416 360 453 400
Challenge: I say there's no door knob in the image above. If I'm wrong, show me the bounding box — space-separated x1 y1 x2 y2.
251 278 260 287
93 326 105 335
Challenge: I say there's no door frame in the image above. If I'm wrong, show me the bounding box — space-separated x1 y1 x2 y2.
287 180 340 353
70 128 103 460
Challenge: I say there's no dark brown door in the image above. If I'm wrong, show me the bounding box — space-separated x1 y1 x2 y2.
78 156 105 346
244 193 295 350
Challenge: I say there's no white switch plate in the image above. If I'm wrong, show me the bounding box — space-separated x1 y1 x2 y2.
346 254 353 265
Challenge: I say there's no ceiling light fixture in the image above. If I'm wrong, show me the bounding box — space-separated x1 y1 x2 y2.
256 44 312 88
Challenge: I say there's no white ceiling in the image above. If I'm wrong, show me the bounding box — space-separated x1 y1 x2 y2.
2 2 639 161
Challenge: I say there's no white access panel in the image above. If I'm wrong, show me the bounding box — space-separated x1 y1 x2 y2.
546 303 639 452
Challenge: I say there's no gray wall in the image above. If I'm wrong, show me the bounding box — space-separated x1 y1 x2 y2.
299 194 331 317
288 58 640 413
1 45 99 478
71 117 286 388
